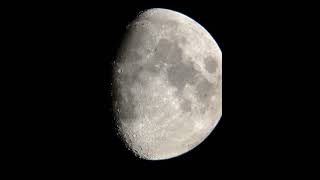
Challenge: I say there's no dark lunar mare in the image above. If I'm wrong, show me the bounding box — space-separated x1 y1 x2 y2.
148 38 217 113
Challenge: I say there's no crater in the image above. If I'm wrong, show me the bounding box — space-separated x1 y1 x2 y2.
153 39 172 62
196 78 216 103
204 56 218 73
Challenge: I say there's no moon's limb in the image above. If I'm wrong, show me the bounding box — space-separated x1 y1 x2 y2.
113 8 222 160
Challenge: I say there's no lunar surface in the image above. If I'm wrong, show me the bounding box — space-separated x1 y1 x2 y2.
112 8 222 160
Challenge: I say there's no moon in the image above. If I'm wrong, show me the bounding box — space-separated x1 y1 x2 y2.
112 8 222 160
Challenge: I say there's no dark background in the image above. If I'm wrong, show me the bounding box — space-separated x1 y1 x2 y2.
2 0 315 177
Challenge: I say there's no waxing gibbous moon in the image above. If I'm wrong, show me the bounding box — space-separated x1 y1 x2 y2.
112 8 222 160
